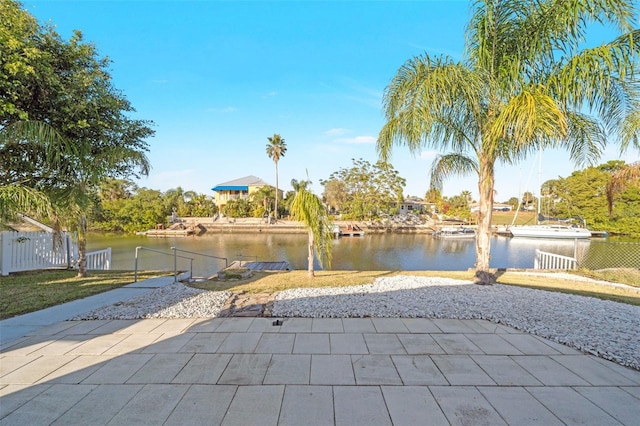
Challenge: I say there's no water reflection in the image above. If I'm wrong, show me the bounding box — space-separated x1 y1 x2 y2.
87 232 593 276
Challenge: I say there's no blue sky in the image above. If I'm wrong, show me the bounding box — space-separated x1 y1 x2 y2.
24 0 637 201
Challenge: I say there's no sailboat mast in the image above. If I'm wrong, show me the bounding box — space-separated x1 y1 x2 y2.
537 149 542 224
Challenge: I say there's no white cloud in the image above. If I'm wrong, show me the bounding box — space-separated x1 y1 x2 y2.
325 128 350 136
336 135 376 144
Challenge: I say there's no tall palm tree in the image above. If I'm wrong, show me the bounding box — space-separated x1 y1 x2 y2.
378 0 639 284
289 178 333 277
266 134 287 222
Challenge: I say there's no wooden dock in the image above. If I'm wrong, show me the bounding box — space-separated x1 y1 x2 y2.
339 224 366 237
245 261 291 271
218 260 290 280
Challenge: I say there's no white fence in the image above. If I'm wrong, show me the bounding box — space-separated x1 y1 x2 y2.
0 231 111 276
534 249 577 270
85 248 112 271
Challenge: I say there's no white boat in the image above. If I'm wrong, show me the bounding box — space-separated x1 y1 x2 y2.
505 150 593 240
508 224 591 239
434 226 476 238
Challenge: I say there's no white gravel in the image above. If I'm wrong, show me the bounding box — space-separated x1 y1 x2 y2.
73 283 232 320
74 275 640 370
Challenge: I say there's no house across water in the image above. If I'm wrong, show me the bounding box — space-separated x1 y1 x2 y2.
211 175 283 212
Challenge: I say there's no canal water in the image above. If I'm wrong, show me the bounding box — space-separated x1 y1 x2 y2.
87 232 601 276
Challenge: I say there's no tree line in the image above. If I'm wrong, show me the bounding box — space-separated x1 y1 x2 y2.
81 157 640 238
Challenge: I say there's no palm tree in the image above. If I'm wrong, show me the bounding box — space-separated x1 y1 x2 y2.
289 178 333 277
0 121 67 223
65 145 150 277
378 0 639 284
250 185 275 218
266 134 287 222
606 161 640 218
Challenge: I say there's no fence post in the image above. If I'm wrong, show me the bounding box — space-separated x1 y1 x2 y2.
66 234 72 270
0 232 9 276
134 246 140 283
106 247 111 270
173 246 177 283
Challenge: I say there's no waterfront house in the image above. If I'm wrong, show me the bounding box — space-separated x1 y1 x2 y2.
211 175 283 211
399 198 436 214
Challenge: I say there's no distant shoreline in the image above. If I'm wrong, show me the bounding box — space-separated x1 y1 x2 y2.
179 217 440 234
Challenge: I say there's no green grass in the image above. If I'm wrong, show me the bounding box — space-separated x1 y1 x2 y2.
570 268 640 287
0 269 168 320
490 210 537 226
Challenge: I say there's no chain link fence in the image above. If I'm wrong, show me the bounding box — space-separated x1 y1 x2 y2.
577 241 640 270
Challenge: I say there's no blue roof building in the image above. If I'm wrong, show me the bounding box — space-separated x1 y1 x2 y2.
211 175 283 211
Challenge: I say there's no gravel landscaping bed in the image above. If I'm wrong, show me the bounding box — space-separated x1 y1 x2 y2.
74 275 640 370
73 283 232 320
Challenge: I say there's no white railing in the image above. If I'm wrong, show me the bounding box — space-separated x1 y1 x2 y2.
534 249 577 270
0 231 111 275
85 248 112 271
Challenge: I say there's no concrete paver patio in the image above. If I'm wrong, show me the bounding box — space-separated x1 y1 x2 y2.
2 316 639 425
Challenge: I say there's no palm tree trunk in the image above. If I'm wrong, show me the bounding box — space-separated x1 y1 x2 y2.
77 214 88 278
474 160 495 284
307 229 315 277
274 162 279 222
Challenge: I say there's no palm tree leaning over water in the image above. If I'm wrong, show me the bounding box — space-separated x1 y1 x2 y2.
266 134 287 222
378 0 639 284
289 178 333 277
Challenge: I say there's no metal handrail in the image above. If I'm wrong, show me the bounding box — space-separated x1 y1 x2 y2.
134 246 195 282
170 247 228 268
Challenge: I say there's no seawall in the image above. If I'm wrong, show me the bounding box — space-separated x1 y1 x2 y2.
179 217 438 234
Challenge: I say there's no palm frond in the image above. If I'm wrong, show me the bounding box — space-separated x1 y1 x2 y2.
618 106 640 153
429 154 479 191
547 29 640 110
379 54 485 161
0 120 74 168
561 111 607 168
0 185 53 221
489 86 568 158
